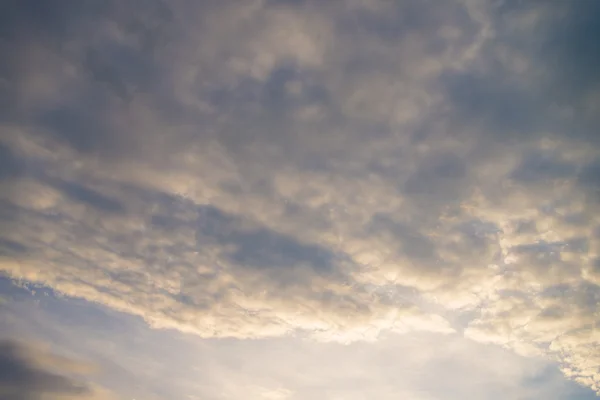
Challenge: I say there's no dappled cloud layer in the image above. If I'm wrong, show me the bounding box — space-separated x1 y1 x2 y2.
1 0 599 394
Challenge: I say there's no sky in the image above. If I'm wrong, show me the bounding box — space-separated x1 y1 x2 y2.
0 0 599 399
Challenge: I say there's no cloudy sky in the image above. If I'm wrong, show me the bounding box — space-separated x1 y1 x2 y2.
1 0 599 398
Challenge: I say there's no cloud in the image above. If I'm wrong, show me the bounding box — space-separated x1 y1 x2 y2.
1 287 595 400
0 339 112 400
0 0 599 396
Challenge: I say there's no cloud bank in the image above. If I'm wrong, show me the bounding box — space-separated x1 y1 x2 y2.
0 0 599 394
0 339 112 400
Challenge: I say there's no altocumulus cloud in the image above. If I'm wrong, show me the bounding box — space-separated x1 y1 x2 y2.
0 0 599 395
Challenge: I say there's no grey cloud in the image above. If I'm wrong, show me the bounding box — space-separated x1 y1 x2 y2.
368 214 437 263
0 0 103 40
0 340 93 400
80 0 174 100
578 160 600 204
511 220 538 235
0 238 28 256
402 152 469 213
0 143 24 192
337 0 476 47
1 0 477 172
441 71 543 143
444 220 502 262
0 0 106 119
112 186 342 281
0 0 175 160
510 151 577 184
442 1 600 147
46 179 125 214
196 205 339 278
36 103 122 157
534 2 600 112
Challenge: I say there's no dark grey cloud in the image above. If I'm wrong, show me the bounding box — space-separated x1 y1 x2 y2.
0 0 104 119
47 179 125 214
441 71 542 141
534 2 600 107
0 0 104 40
0 0 175 161
35 103 122 157
441 0 600 148
196 205 338 276
0 143 22 180
510 150 577 184
578 160 600 202
402 152 469 214
0 340 90 400
339 0 478 48
95 184 343 281
0 238 28 257
368 214 437 263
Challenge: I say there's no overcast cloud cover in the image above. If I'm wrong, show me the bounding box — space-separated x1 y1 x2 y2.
0 0 599 398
